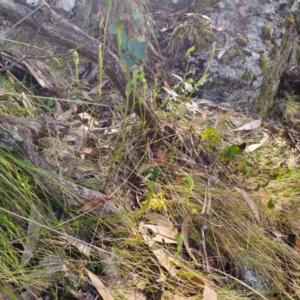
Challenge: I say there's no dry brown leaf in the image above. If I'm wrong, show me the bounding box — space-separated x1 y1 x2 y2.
247 133 269 152
79 197 110 212
212 20 230 31
181 215 199 265
234 187 260 223
152 248 179 277
203 284 217 300
144 213 174 227
68 100 78 113
86 269 115 300
56 108 73 121
89 80 108 95
237 6 247 18
81 90 94 102
62 135 77 142
294 238 300 252
21 92 34 116
156 266 167 283
23 60 46 88
55 99 64 115
142 224 178 244
271 230 288 239
78 112 99 128
61 236 92 256
156 148 165 163
233 118 262 131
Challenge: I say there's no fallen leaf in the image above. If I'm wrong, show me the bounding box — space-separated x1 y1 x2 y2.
294 238 300 252
144 213 174 227
62 135 77 142
152 248 179 277
162 86 179 99
247 133 269 152
271 230 288 239
78 112 99 128
218 33 233 59
156 148 165 162
181 215 199 265
237 6 247 18
233 119 262 131
21 92 34 116
54 99 64 115
142 224 178 244
80 197 110 212
89 80 108 95
86 269 115 300
203 284 217 300
212 20 230 31
156 266 167 283
234 187 260 223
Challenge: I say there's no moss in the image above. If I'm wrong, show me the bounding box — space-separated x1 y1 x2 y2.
242 71 254 81
263 24 273 36
287 17 295 27
222 48 239 64
264 39 271 48
224 11 235 21
296 48 300 65
254 81 271 114
195 0 218 13
260 55 270 74
236 36 248 47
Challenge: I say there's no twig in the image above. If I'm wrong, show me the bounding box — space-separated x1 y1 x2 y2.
201 166 212 273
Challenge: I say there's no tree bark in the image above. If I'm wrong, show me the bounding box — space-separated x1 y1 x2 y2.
0 0 159 129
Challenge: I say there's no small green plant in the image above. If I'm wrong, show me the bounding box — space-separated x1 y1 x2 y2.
267 198 277 209
219 143 246 163
201 127 221 148
108 11 148 68
130 181 160 216
177 174 194 204
69 49 79 86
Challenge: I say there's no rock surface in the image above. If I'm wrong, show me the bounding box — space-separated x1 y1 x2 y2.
167 0 300 113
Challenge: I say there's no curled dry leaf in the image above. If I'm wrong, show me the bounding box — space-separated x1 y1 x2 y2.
181 215 199 265
237 6 247 18
140 214 178 244
234 187 260 223
212 20 230 31
233 118 262 131
156 147 165 163
271 230 288 239
203 284 217 300
80 197 110 212
78 112 99 129
152 248 179 277
86 269 115 300
142 224 178 244
218 33 233 59
247 133 269 152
